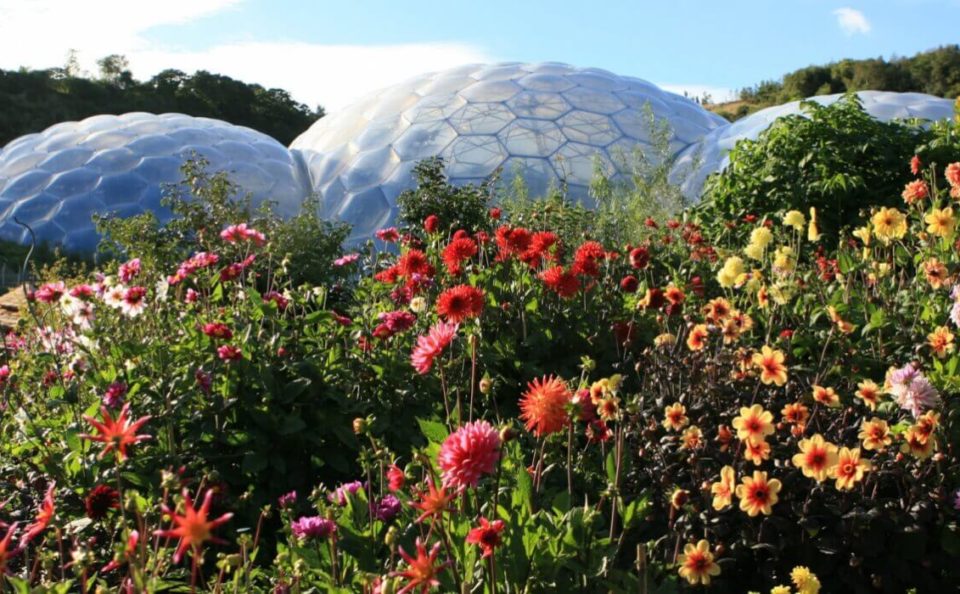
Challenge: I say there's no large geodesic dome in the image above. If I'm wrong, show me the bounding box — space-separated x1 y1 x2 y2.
0 113 312 252
671 91 956 200
290 62 728 240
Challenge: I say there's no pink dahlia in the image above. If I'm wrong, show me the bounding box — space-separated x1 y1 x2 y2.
411 322 458 374
438 420 501 490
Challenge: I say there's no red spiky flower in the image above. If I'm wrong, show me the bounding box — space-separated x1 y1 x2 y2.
80 403 151 462
154 489 233 563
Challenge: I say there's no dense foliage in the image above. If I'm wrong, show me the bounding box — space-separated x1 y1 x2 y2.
700 94 960 238
2 113 960 593
713 44 960 120
0 57 322 146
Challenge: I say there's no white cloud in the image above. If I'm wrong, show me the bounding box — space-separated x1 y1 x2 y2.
657 83 737 104
833 7 871 35
129 42 493 112
0 0 242 71
0 0 493 114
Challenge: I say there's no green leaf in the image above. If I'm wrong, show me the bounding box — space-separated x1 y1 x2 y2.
417 417 448 445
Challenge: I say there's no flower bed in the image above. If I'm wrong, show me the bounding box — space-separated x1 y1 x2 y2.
1 152 960 592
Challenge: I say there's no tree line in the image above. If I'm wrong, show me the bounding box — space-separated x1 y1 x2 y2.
715 45 960 120
0 53 324 147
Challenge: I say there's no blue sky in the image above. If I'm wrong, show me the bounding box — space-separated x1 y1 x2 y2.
1 0 958 111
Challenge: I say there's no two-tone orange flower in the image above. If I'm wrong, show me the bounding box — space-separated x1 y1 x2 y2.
829 447 871 490
855 380 881 410
811 385 840 408
677 540 721 585
927 326 955 358
743 439 771 466
732 405 774 444
662 403 689 431
710 466 736 511
858 418 891 451
680 426 703 450
901 427 936 459
735 471 781 517
686 324 709 351
780 402 810 426
154 489 233 563
792 434 839 483
751 345 788 386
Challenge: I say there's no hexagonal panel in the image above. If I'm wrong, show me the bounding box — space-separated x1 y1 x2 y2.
506 91 571 120
499 120 565 157
558 110 622 146
0 113 311 252
448 103 516 135
443 136 508 178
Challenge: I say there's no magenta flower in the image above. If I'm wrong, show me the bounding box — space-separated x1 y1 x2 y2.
290 516 336 541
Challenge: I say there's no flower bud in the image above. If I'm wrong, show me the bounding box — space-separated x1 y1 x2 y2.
479 376 492 394
353 417 368 435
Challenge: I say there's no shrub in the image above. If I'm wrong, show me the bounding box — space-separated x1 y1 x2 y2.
701 94 930 236
396 157 495 236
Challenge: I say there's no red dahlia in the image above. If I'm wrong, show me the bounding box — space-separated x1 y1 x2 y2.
442 237 478 275
539 266 580 298
436 285 485 323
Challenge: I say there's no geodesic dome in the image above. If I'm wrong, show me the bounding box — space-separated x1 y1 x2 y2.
671 91 956 200
290 62 728 241
0 113 312 253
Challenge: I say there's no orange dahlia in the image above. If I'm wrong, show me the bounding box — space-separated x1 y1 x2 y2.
743 438 771 466
829 447 871 491
812 385 840 408
686 324 709 351
858 417 891 451
519 375 572 437
436 285 485 323
901 426 936 459
734 471 781 517
751 345 788 386
855 379 881 410
780 402 810 426
732 404 774 444
792 434 838 483
710 465 736 511
677 539 721 585
662 403 689 431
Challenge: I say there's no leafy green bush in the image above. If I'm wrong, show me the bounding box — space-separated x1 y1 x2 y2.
95 157 349 288
396 157 495 235
701 94 930 235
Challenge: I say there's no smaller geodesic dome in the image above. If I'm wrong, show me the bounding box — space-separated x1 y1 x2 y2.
0 113 312 253
671 91 956 200
290 62 728 242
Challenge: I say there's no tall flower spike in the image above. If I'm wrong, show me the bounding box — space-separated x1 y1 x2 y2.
154 489 233 564
80 403 151 462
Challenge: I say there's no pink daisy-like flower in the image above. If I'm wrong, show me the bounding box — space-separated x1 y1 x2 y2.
220 223 266 246
120 287 147 317
35 282 66 303
438 420 501 490
411 322 458 374
118 259 141 284
333 253 360 267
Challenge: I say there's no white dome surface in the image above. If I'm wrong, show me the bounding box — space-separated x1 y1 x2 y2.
0 113 312 252
290 62 728 241
671 91 955 199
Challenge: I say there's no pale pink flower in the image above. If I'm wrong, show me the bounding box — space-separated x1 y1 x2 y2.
411 322 458 374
